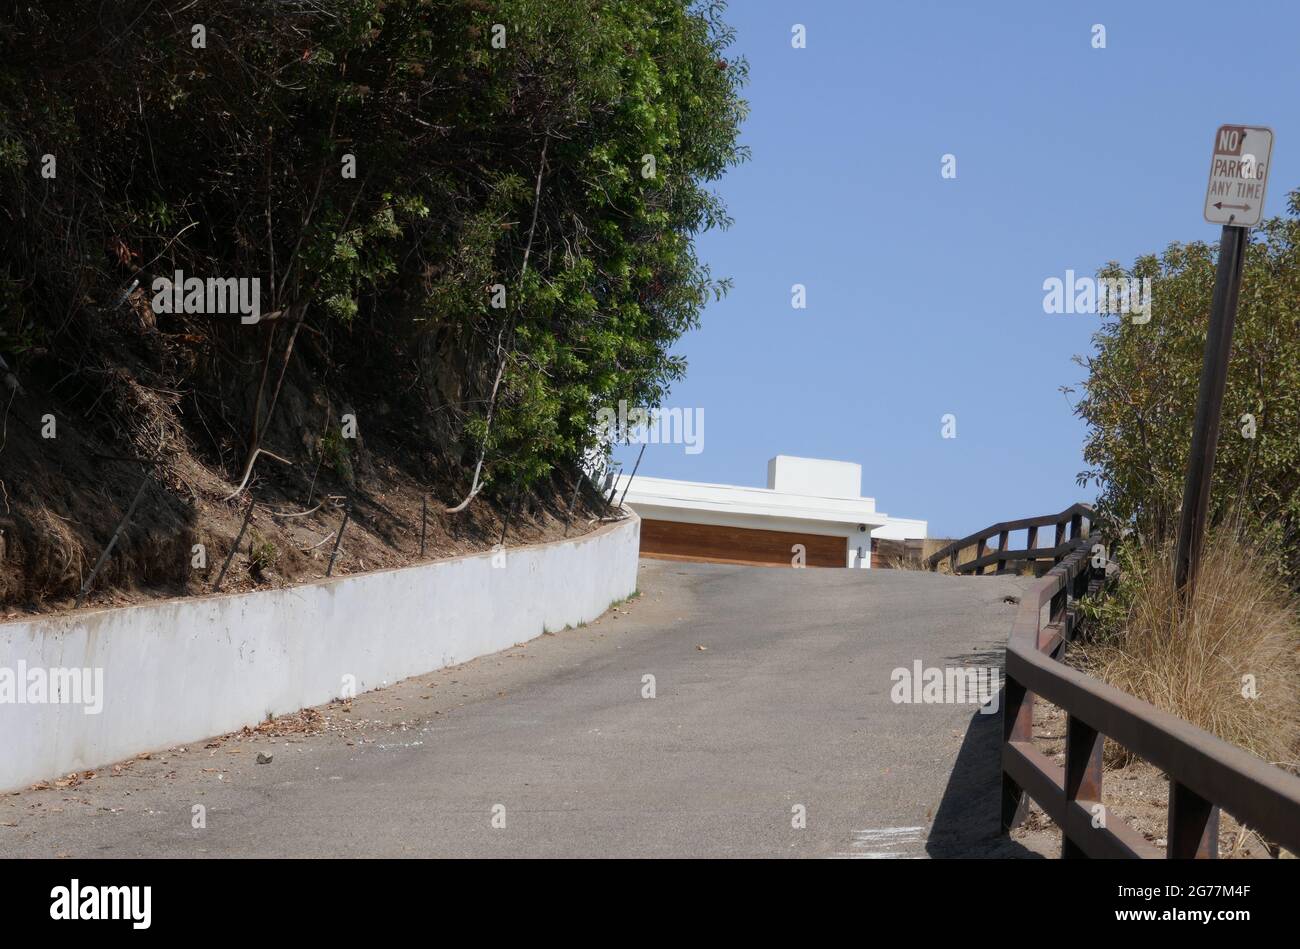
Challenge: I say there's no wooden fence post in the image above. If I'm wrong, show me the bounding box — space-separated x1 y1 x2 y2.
1063 715 1104 858
1168 782 1219 858
1001 675 1032 831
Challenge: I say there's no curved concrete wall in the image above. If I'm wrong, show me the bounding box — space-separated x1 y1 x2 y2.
0 515 640 791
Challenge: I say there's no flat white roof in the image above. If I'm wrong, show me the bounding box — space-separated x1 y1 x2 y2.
613 474 889 530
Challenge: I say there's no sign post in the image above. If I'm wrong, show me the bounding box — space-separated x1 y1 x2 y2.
1174 125 1273 596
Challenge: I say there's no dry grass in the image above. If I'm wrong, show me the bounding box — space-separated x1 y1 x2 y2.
884 552 931 571
915 537 1041 576
918 538 953 573
1075 534 1300 772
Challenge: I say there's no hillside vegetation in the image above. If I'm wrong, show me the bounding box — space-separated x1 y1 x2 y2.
0 0 746 607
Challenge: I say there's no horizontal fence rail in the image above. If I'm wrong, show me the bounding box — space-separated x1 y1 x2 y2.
945 507 1300 859
927 503 1094 576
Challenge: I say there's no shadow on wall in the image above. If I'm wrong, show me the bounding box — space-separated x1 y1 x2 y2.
925 696 1045 859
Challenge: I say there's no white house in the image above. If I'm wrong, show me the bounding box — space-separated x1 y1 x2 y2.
613 456 926 568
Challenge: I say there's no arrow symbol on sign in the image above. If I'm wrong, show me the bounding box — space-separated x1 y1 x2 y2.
1213 202 1251 211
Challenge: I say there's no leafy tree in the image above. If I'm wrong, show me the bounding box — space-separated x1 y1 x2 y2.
1075 189 1300 580
0 0 748 499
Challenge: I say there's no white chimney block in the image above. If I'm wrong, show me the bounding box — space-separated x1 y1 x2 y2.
765 456 862 500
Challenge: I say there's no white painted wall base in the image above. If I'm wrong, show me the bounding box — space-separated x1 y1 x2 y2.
0 515 640 792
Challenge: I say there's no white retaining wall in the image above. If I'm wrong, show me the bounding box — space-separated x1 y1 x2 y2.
0 515 640 791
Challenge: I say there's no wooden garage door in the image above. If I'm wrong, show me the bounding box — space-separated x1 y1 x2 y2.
639 519 847 568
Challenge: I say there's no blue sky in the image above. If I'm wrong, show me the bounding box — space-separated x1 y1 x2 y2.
611 0 1300 539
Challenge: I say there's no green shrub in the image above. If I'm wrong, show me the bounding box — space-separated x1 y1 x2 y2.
1074 191 1300 583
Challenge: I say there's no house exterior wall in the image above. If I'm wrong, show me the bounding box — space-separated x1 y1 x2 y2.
614 457 925 570
639 519 847 568
871 517 929 541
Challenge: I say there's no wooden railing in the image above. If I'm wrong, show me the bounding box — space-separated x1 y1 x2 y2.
926 503 1094 576
944 508 1300 858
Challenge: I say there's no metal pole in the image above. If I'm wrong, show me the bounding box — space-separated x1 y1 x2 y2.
1174 224 1248 598
327 502 351 577
76 468 153 607
499 485 519 547
603 464 621 513
562 472 582 538
617 443 646 510
213 498 257 592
